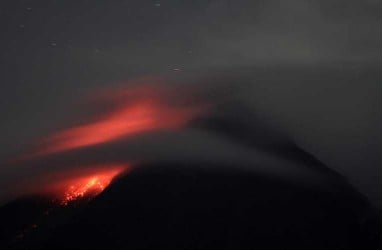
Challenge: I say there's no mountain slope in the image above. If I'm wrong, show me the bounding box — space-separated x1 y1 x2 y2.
16 164 380 250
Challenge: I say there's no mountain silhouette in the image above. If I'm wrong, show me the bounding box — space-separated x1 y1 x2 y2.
1 163 382 250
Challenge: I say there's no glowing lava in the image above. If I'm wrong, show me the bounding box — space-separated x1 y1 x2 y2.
57 167 125 206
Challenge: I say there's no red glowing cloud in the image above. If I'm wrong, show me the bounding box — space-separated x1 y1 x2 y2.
30 82 207 157
38 103 196 155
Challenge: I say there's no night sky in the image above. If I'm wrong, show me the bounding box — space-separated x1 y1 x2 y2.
1 1 382 206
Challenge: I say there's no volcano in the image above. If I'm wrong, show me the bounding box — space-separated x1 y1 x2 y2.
1 163 382 250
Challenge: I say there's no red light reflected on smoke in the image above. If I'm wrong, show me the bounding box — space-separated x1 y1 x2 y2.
30 86 205 157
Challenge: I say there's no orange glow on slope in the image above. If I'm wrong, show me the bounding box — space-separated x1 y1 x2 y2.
55 166 126 206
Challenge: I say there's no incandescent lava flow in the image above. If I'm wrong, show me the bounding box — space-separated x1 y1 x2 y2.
50 166 127 206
